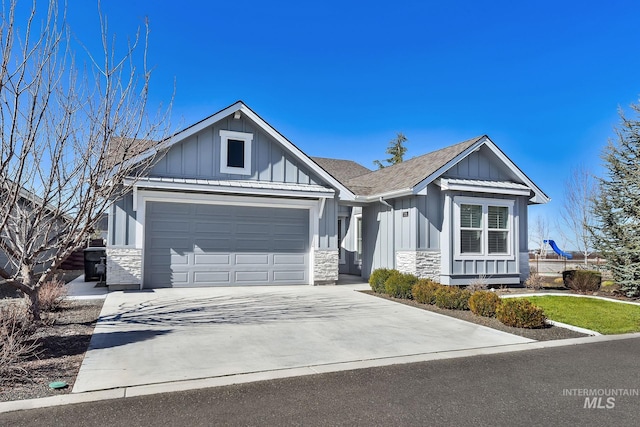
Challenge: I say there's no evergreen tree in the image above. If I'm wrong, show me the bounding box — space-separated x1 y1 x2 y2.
374 132 408 169
591 102 640 297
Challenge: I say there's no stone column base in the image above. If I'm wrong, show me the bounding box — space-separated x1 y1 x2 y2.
314 250 339 285
107 247 142 290
396 250 441 281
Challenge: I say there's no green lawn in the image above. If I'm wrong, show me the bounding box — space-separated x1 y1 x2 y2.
520 296 640 335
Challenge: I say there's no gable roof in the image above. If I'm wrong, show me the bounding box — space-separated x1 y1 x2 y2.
334 135 548 204
346 137 482 197
311 157 371 190
124 101 357 201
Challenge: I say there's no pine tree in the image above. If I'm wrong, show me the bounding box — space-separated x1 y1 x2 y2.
374 132 408 169
591 102 640 297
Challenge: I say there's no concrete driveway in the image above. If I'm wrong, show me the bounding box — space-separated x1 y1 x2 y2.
73 285 533 393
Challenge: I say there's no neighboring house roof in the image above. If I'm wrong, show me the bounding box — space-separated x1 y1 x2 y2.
105 137 159 169
345 137 482 197
311 157 371 190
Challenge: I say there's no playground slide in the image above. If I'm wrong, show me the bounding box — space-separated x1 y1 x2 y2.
544 239 573 259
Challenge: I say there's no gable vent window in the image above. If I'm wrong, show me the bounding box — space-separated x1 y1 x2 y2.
220 130 253 175
455 197 514 259
227 139 245 168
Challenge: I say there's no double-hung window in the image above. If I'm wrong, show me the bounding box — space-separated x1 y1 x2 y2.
455 197 513 258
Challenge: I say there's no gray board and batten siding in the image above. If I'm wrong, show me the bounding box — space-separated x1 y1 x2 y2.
360 144 531 279
108 113 341 287
150 116 321 186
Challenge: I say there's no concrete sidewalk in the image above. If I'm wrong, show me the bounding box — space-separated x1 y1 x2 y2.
72 285 533 393
65 275 108 300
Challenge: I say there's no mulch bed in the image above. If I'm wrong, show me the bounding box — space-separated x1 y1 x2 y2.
0 299 103 403
361 290 588 341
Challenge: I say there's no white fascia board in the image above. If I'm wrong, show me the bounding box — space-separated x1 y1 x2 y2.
480 137 550 204
414 136 550 204
412 139 486 196
238 105 356 202
121 102 244 171
124 178 335 199
353 188 413 202
440 180 531 197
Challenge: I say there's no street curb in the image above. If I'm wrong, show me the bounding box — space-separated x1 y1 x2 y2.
500 292 640 306
3 332 640 414
545 319 601 336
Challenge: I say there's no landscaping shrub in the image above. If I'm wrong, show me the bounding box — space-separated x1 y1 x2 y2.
524 267 544 290
434 286 472 310
412 279 441 305
369 268 394 293
0 302 38 383
38 278 67 312
468 290 501 317
467 275 488 292
384 271 418 299
563 270 602 293
496 299 547 328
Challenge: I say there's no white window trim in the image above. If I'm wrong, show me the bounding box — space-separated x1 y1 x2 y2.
220 130 253 175
338 217 346 264
354 214 363 265
453 196 515 260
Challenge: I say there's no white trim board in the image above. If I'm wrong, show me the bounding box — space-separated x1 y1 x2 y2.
125 177 335 199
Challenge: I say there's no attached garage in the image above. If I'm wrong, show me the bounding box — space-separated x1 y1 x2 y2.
144 201 310 287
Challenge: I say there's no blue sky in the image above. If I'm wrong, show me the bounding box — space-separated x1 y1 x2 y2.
62 0 640 248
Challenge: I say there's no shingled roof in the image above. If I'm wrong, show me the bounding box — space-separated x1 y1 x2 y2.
343 136 484 196
311 157 372 190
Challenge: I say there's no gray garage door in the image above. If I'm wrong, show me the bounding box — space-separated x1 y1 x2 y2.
144 202 309 287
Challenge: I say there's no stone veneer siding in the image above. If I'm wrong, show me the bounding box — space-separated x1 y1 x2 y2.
107 247 142 288
314 250 339 284
396 250 441 281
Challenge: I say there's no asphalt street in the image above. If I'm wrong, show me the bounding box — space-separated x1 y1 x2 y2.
3 337 640 426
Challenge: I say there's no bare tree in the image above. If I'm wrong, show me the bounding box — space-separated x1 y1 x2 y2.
529 214 550 259
558 165 597 265
0 0 170 320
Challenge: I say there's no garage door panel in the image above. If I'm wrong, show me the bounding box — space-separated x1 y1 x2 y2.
193 271 230 284
239 223 271 233
194 239 233 251
273 254 306 265
148 271 189 286
149 202 191 215
235 254 269 264
236 238 270 251
144 201 309 287
148 220 190 233
273 239 307 251
149 237 191 250
235 271 269 282
194 254 230 265
193 219 234 231
273 270 306 281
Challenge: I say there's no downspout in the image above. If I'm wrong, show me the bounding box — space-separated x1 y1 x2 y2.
379 197 392 208
318 197 326 219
